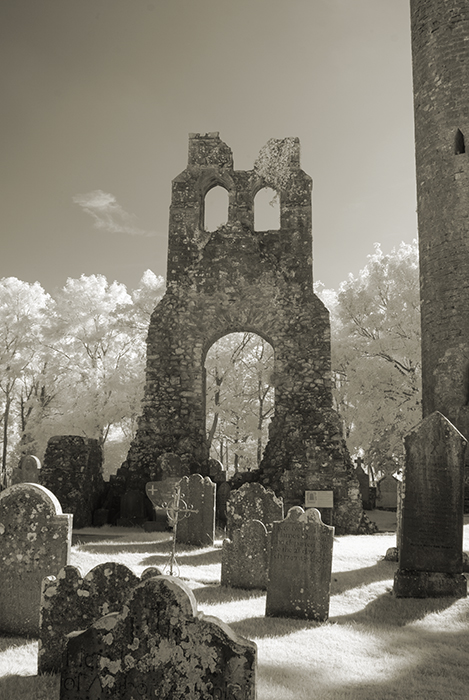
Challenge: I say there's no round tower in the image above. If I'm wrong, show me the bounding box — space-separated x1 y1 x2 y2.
411 1 469 424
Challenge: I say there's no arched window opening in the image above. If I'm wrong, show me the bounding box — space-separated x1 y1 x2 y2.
254 187 280 231
205 332 274 476
455 128 465 155
204 186 229 232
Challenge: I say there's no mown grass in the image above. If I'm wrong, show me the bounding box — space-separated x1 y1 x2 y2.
2 521 469 699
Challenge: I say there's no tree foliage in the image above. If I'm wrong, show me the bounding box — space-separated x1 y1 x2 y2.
0 271 164 485
205 333 274 474
316 240 421 477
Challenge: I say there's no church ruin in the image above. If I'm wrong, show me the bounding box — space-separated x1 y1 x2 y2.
119 132 364 533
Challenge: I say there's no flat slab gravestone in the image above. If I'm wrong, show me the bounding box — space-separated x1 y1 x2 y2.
0 483 72 636
176 473 216 546
222 519 270 590
265 506 334 621
60 575 257 700
39 563 163 674
394 411 467 598
226 482 283 538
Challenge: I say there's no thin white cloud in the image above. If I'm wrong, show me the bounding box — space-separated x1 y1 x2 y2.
73 190 155 237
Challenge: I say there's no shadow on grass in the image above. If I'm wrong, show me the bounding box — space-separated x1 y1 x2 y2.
331 559 398 595
230 615 321 640
194 584 265 604
330 589 458 627
73 537 174 555
258 626 469 700
142 547 222 568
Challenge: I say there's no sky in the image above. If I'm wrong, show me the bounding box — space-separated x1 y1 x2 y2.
1 0 417 295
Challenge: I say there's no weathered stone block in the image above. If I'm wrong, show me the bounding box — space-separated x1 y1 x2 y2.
40 436 104 529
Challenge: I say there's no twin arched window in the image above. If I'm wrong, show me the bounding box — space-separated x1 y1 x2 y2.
203 185 280 232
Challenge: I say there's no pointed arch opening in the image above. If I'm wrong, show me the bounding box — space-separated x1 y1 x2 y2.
204 185 229 232
205 332 274 476
254 187 280 231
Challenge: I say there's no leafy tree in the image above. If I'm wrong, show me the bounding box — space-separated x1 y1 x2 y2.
17 271 164 476
316 240 421 477
205 333 274 473
0 278 52 485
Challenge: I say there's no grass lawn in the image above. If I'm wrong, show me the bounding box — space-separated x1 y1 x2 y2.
1 513 469 699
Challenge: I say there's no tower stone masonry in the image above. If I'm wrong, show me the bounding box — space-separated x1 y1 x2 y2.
411 1 469 429
119 133 365 534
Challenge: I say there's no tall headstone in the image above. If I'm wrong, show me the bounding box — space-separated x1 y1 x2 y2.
216 476 231 529
60 576 257 700
176 474 216 546
265 506 334 621
39 563 163 674
0 483 72 636
11 454 41 485
226 482 284 538
221 519 270 590
394 412 467 598
376 474 398 510
40 435 104 529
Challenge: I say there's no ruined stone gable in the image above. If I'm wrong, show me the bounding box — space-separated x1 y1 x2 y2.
121 132 363 533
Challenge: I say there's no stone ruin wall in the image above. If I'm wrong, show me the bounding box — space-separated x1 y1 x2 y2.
117 132 364 533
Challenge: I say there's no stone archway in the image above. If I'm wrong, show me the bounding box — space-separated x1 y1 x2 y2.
120 133 364 533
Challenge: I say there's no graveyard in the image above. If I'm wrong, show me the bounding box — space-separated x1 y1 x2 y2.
1 509 469 700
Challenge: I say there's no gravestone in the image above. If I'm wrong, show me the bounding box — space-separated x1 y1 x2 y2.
265 506 334 621
39 562 163 674
355 464 371 510
208 458 225 483
60 576 257 700
376 474 398 510
221 519 270 590
40 435 104 529
226 481 284 538
117 489 147 527
216 476 231 529
394 412 467 598
176 474 216 546
0 483 72 636
11 454 41 485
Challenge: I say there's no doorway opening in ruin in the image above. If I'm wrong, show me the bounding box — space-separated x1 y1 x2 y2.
204 185 229 231
254 187 280 231
205 332 274 476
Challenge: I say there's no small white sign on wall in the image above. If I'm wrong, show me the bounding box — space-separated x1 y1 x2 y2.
305 490 334 508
